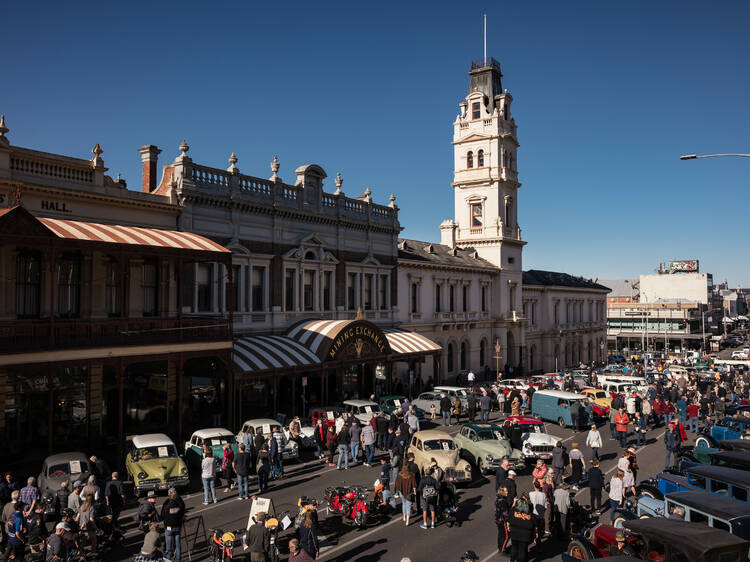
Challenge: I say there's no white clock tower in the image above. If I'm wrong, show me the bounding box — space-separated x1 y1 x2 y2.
440 57 526 363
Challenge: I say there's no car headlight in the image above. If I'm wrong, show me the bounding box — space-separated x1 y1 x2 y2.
485 454 494 461
523 443 532 450
181 467 188 475
138 472 148 480
465 463 472 472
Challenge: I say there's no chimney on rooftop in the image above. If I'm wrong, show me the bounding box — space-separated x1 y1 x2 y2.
138 145 162 193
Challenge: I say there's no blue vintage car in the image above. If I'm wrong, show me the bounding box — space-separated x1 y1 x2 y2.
696 416 750 449
615 490 750 546
637 464 750 503
690 438 750 464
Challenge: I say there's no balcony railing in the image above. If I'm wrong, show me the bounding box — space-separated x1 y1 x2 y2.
0 316 230 354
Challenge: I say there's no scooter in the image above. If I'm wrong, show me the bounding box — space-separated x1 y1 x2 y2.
325 485 369 528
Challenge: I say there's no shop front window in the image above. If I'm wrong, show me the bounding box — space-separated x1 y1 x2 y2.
4 371 49 457
53 366 89 449
124 361 169 436
184 357 227 433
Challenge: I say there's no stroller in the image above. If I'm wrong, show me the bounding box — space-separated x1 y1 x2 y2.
438 481 459 527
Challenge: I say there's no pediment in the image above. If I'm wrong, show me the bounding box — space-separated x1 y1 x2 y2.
295 232 327 247
459 134 490 143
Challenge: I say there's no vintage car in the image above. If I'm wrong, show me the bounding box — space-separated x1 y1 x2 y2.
38 452 91 496
378 395 426 421
637 464 750 503
235 419 299 461
405 429 472 483
501 416 559 461
581 388 613 409
433 386 470 412
454 424 524 474
568 519 750 561
184 428 239 474
616 490 750 544
497 378 532 393
690 439 750 464
412 391 444 416
126 433 189 495
531 390 590 428
696 416 750 449
311 407 344 429
342 399 387 426
688 448 750 471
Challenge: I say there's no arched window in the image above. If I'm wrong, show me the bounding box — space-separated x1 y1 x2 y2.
467 151 473 169
477 150 484 167
460 342 467 370
447 344 454 372
480 339 486 366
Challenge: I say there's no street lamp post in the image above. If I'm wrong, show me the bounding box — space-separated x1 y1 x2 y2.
680 153 750 160
493 339 502 383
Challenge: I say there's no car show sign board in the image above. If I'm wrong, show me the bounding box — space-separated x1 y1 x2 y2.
247 496 275 530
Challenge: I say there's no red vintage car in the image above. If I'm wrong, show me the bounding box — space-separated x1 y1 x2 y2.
567 524 643 560
311 407 344 429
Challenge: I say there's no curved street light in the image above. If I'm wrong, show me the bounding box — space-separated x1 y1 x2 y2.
680 153 750 160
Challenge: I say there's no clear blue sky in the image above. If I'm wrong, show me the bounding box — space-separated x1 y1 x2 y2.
3 1 749 285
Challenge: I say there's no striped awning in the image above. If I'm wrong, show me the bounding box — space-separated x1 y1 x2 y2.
383 328 442 355
38 217 229 253
287 319 353 356
233 334 322 373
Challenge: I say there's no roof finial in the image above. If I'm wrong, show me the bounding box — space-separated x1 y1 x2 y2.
227 152 239 173
179 139 190 155
334 172 343 195
363 187 372 203
388 193 396 208
91 144 104 167
270 155 280 182
0 115 9 145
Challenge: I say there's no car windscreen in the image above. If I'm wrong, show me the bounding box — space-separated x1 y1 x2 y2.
135 445 178 459
359 405 381 414
476 430 504 441
423 439 456 451
48 460 89 477
520 424 544 434
206 435 235 447
456 389 469 398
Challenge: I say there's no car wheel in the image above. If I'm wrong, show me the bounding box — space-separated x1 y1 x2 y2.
567 539 591 560
638 488 658 499
695 436 713 449
613 515 626 528
639 514 651 519
558 417 566 427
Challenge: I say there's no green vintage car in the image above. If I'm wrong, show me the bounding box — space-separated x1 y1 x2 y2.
126 433 189 495
184 428 239 475
454 423 525 475
378 395 426 421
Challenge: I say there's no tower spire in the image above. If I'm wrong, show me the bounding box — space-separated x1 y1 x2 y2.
483 14 487 65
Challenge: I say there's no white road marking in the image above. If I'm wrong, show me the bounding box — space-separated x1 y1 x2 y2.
317 515 402 560
480 549 499 562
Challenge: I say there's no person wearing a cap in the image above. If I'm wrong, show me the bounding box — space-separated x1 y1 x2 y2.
460 551 479 562
608 530 638 557
68 481 82 510
46 522 69 561
138 491 159 530
161 488 185 562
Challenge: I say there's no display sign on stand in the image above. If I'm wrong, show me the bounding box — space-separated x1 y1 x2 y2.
247 496 275 530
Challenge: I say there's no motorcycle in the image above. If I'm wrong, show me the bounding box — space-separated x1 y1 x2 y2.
325 485 369 528
209 528 247 561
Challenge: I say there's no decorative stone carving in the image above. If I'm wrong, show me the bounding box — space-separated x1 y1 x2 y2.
91 144 104 168
334 172 343 195
227 152 239 173
270 155 280 182
0 115 9 146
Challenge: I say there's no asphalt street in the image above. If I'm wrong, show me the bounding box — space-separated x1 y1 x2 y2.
110 412 686 562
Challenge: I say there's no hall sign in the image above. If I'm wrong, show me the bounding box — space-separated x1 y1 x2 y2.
327 323 389 361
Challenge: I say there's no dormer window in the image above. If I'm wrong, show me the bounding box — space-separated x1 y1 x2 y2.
477 150 484 167
467 151 474 169
472 102 481 120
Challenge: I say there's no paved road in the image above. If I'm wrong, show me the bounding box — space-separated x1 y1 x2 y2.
108 413 689 562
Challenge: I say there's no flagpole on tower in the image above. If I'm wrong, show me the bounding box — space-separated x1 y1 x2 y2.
483 14 487 65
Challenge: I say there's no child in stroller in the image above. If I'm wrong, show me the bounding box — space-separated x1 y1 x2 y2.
438 481 459 527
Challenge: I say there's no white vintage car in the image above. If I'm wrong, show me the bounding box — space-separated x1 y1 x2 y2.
284 418 316 449
236 418 299 461
504 416 559 462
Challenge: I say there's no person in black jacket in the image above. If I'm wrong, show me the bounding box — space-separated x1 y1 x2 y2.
406 452 422 513
495 457 510 492
467 393 477 423
509 494 535 562
587 459 604 511
336 425 351 470
376 414 388 450
247 512 270 561
495 486 511 555
510 420 523 451
313 419 326 460
160 488 185 562
440 394 452 426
